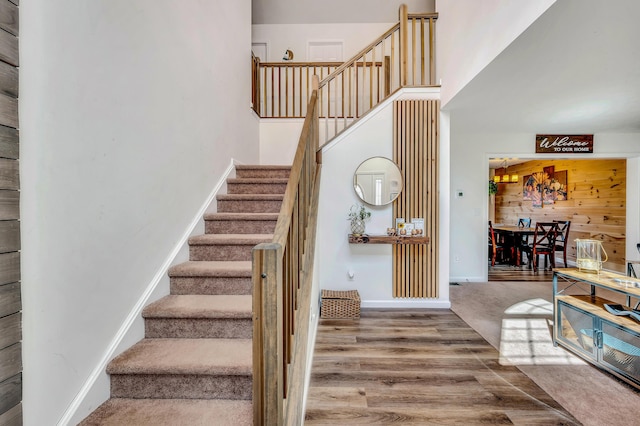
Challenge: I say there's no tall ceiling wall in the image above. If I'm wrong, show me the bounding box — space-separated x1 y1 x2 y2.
253 0 435 24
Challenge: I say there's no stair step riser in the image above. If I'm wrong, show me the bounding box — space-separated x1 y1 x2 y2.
145 318 252 339
236 169 290 179
170 277 252 295
110 374 252 400
190 245 253 262
205 220 276 234
227 182 287 195
217 199 282 213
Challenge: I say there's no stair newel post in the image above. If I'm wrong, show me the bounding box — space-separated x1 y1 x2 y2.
252 243 284 426
399 4 408 87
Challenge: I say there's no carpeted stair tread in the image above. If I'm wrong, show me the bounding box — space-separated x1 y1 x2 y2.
235 165 291 170
78 398 252 426
107 338 252 375
203 212 279 221
168 261 251 277
227 177 289 184
143 295 251 319
216 194 284 201
188 233 273 245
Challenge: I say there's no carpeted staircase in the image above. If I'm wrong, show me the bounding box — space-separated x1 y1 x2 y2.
79 165 290 425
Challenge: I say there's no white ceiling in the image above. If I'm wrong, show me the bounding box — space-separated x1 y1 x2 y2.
445 0 640 135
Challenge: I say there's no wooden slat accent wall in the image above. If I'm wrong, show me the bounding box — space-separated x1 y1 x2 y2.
493 159 626 272
0 0 19 422
393 99 439 298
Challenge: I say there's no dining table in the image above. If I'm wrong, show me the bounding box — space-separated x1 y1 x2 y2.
491 225 536 266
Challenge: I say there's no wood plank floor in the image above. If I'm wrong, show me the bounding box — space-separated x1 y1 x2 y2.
305 309 579 425
488 262 555 282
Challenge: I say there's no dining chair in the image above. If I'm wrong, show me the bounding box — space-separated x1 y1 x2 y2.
553 220 571 267
488 222 506 266
517 217 532 228
515 217 532 264
523 222 559 272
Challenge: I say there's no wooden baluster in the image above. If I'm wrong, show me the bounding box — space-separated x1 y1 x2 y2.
429 17 435 85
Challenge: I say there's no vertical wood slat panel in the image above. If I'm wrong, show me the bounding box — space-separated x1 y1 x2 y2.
393 99 439 298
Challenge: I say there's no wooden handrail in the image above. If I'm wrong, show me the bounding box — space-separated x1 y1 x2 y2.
253 77 321 425
250 7 439 423
318 23 400 87
313 7 438 144
252 9 438 121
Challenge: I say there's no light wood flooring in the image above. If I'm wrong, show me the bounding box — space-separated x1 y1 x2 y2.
305 309 579 425
488 262 555 282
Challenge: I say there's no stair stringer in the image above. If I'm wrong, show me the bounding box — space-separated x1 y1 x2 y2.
61 158 239 426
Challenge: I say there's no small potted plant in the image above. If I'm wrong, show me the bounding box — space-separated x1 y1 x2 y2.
489 180 498 195
348 203 371 236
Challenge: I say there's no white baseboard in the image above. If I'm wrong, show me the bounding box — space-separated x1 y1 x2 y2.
59 159 237 426
362 300 451 309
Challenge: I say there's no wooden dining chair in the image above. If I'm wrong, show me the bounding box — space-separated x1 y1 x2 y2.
488 222 506 266
515 217 532 264
523 222 559 272
553 220 571 267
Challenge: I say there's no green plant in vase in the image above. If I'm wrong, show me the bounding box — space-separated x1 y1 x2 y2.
489 180 498 195
348 204 371 236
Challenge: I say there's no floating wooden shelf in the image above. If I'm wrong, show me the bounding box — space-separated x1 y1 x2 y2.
348 234 430 244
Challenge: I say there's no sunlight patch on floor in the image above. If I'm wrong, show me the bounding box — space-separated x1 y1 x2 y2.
499 299 586 366
503 298 552 315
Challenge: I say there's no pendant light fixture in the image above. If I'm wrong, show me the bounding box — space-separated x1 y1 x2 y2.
493 159 519 183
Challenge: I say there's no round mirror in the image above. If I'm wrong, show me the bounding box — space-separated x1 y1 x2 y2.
353 157 403 206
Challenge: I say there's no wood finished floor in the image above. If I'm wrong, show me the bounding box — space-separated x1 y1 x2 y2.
305 309 579 425
488 261 555 282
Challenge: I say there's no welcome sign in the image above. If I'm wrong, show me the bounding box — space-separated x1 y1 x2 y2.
535 134 593 153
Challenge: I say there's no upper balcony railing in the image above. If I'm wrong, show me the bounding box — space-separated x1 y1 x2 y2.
252 6 437 145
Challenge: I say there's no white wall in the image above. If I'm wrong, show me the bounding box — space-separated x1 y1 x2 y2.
260 119 304 164
252 23 395 63
20 1 258 424
448 127 640 282
436 0 556 107
317 88 449 309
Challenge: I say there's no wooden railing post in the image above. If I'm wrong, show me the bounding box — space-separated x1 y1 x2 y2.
312 76 319 152
253 243 284 426
429 17 436 85
399 4 408 87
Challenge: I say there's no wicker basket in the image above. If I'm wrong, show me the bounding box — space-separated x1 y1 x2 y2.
321 289 361 319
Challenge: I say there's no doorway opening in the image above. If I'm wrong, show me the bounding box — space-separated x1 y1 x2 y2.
488 157 627 281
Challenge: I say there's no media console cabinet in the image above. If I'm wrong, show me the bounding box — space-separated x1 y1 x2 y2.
553 268 640 390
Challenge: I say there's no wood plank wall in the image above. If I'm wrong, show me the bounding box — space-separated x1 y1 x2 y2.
493 159 626 272
0 0 20 424
393 99 439 298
